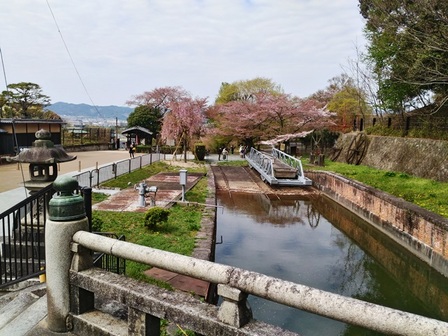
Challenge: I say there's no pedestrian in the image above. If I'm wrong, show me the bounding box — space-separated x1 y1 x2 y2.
222 147 228 161
129 142 135 158
218 147 223 161
230 145 235 154
239 145 244 158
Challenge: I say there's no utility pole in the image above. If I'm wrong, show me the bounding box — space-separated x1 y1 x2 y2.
115 117 119 150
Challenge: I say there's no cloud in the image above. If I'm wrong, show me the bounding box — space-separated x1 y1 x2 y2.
1 0 366 106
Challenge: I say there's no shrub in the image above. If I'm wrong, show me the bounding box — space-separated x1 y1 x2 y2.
91 212 104 232
144 207 170 231
194 144 206 161
136 145 151 153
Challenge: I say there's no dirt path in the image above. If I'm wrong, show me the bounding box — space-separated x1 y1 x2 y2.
211 166 317 198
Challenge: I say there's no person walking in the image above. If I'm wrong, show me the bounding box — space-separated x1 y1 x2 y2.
129 142 135 158
222 147 228 161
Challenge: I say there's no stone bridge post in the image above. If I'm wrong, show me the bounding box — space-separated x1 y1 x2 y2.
45 176 89 332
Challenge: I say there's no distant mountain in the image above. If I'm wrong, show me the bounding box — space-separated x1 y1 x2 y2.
47 102 133 123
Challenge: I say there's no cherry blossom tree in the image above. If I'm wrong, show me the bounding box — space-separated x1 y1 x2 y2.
210 92 335 148
160 97 207 162
127 86 204 154
126 86 190 112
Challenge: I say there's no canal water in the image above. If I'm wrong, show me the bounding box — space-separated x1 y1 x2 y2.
215 191 448 336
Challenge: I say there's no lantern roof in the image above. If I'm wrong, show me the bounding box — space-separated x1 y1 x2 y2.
7 129 76 164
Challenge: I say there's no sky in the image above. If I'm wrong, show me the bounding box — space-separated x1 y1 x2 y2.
1 1 366 107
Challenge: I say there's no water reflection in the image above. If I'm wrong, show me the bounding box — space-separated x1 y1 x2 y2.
215 191 448 336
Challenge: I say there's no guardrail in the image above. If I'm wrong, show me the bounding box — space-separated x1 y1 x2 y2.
246 147 312 186
68 231 448 336
72 153 164 188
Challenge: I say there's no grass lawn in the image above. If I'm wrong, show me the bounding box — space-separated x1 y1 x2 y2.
92 161 209 285
100 161 207 189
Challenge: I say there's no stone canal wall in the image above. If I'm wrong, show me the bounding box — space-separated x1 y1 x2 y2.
192 165 217 262
307 171 448 277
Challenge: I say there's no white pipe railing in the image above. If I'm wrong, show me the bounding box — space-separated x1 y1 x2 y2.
72 230 448 336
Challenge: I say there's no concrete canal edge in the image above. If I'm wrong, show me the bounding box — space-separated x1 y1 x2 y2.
308 170 448 277
190 164 219 301
192 164 217 261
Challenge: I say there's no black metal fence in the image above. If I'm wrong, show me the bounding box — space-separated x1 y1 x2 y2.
93 233 126 275
0 186 128 289
0 153 168 289
354 115 448 140
0 184 53 288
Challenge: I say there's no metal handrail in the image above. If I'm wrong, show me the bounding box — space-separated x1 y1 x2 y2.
246 147 312 186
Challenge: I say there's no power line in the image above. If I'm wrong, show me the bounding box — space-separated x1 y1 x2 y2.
1 47 27 196
0 46 8 90
45 0 106 121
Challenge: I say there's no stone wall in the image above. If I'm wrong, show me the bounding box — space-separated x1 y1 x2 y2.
334 133 448 181
63 143 113 152
307 171 448 277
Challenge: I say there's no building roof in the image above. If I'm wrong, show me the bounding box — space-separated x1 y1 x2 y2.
0 118 65 125
121 126 153 136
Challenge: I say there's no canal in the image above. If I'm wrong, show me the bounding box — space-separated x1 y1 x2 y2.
215 191 448 335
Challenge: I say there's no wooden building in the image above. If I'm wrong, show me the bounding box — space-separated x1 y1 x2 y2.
0 119 65 156
121 126 153 148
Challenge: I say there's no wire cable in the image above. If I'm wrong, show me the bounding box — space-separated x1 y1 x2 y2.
0 46 8 91
11 119 29 198
1 47 27 196
45 0 106 121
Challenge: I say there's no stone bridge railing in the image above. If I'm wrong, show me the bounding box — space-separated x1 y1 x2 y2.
43 175 448 336
46 229 448 336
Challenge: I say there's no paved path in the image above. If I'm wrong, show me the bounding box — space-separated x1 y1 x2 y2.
93 172 205 212
0 150 139 214
0 150 137 193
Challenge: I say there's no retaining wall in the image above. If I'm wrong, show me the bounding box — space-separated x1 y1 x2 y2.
307 171 448 277
334 134 448 182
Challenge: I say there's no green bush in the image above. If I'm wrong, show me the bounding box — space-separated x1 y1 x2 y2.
365 125 402 137
159 145 177 154
194 144 206 161
136 145 151 153
91 212 104 232
144 207 170 231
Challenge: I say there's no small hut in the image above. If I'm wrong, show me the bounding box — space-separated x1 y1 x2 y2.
121 126 153 148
